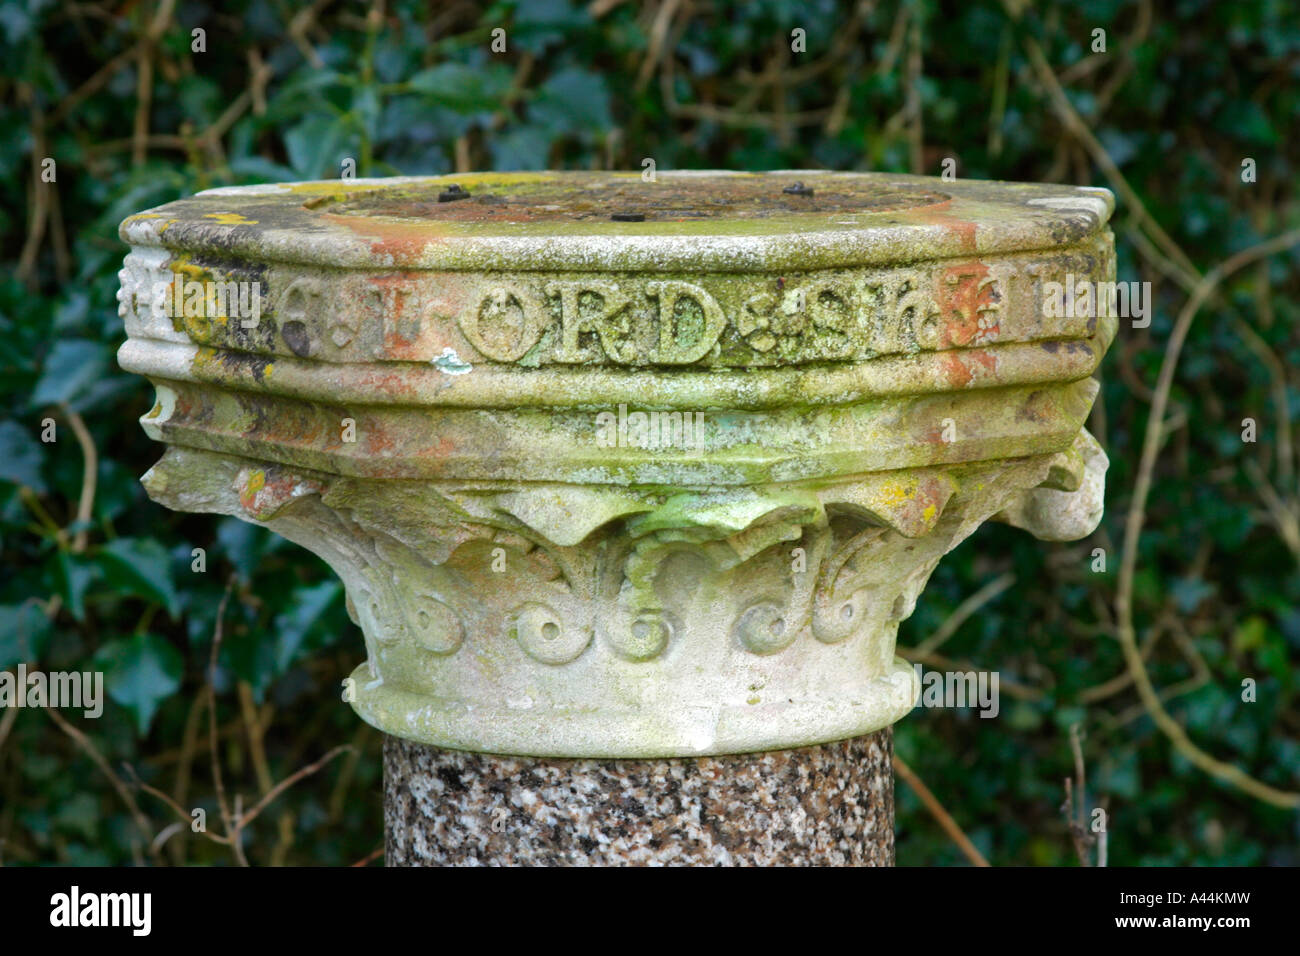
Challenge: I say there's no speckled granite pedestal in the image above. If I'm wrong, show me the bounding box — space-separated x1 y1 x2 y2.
383 729 893 866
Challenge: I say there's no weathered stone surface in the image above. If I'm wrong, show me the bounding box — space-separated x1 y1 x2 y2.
117 170 1114 759
383 729 893 866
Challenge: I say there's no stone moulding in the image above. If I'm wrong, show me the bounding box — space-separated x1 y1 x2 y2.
117 171 1114 758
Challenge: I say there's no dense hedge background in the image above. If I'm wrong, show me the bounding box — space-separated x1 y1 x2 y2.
1 0 1297 866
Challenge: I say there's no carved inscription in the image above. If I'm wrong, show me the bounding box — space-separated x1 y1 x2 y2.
459 285 547 361
456 272 1000 366
147 241 1113 366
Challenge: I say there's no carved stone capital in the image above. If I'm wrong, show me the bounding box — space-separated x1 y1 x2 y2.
118 171 1114 757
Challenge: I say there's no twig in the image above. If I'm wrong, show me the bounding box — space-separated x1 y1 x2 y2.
16 85 49 288
897 647 1044 701
1079 612 1168 704
1001 2 1200 288
62 406 98 553
350 845 385 867
1244 460 1300 559
1115 229 1300 809
328 725 371 822
287 0 330 69
894 753 991 866
0 706 18 757
122 764 228 845
238 680 274 796
912 572 1015 656
1062 724 1107 866
1069 723 1087 832
46 707 162 864
237 745 353 831
906 13 923 174
207 576 246 864
636 0 682 92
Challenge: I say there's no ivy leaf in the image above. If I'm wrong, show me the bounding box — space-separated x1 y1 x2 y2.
407 62 509 113
95 633 183 735
272 579 342 673
284 115 348 180
228 156 297 183
489 126 552 171
98 537 181 619
222 605 275 701
29 339 113 412
530 67 612 134
0 601 53 668
58 552 102 622
1171 576 1216 614
0 419 47 492
1232 615 1268 653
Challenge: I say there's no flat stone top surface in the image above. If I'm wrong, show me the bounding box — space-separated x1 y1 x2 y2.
120 170 1114 273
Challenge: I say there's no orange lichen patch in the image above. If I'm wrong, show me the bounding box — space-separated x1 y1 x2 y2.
399 282 475 358
169 389 201 422
907 199 978 250
356 368 418 399
413 435 458 460
1014 389 1055 425
247 397 331 445
412 317 470 360
917 423 949 445
355 273 432 358
323 212 446 263
359 421 399 457
940 349 998 388
870 472 953 537
935 260 999 347
237 466 323 519
202 212 259 225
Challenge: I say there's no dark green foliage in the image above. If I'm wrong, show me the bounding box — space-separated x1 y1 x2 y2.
0 0 1296 865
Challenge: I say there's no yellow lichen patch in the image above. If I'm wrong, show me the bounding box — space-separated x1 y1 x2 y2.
876 481 914 506
454 171 594 188
165 256 234 332
189 345 223 375
167 255 212 281
203 211 258 225
286 181 389 197
123 212 164 222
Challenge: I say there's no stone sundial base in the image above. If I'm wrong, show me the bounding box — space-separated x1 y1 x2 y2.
117 170 1114 865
